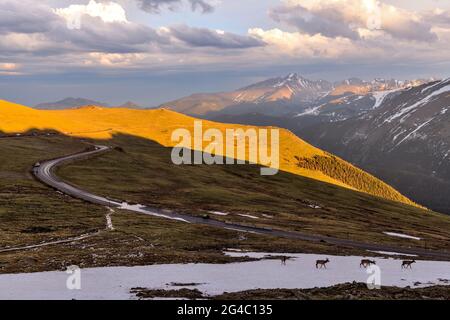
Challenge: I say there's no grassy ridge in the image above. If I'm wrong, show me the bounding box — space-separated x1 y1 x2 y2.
0 99 417 207
297 155 422 207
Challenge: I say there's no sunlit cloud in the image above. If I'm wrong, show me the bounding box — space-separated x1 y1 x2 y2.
54 0 129 25
0 63 19 70
271 0 441 42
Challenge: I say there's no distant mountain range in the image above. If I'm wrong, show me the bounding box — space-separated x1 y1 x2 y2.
160 73 430 117
197 77 450 214
34 98 142 110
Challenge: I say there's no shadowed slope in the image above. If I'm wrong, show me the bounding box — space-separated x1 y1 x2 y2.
0 99 417 207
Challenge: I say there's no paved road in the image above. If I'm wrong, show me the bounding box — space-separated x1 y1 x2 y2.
33 145 450 260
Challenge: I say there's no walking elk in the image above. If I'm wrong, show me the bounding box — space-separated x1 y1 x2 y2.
360 259 376 268
316 258 330 269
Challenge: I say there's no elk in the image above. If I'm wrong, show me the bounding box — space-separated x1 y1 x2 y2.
360 259 376 268
280 256 289 266
316 258 330 269
402 260 416 269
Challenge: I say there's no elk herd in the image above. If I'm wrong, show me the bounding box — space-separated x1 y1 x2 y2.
279 257 417 269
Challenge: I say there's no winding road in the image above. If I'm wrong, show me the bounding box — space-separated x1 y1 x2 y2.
33 145 450 260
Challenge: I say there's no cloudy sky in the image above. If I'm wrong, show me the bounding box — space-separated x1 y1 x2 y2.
1 0 450 106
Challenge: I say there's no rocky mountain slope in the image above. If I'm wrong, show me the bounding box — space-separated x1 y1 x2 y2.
299 79 450 214
205 78 449 214
160 74 427 117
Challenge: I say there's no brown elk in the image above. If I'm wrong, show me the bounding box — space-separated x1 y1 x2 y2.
360 259 376 268
402 260 416 269
280 256 289 266
316 258 330 269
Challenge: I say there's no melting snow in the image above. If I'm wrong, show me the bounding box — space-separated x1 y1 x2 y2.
383 232 421 240
119 203 189 223
369 251 418 257
385 84 450 123
209 211 229 216
295 104 324 117
1 252 449 299
421 81 445 93
392 128 407 142
238 214 259 219
371 90 397 109
394 119 434 147
225 248 248 252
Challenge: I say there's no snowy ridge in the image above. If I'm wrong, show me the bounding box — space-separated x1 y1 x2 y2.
385 80 450 124
394 118 434 147
371 89 401 109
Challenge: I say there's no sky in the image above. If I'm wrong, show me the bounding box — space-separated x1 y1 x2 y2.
1 0 450 107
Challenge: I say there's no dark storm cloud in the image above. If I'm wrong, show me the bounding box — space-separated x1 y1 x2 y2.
0 0 168 56
52 16 170 54
168 25 266 49
270 4 360 40
136 0 215 14
0 1 59 34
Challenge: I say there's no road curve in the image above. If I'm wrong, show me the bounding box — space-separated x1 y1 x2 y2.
33 145 450 260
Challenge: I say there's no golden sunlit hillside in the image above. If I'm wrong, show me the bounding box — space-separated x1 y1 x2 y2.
0 99 418 207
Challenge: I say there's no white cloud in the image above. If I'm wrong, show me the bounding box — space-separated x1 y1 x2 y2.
248 28 368 59
54 0 129 27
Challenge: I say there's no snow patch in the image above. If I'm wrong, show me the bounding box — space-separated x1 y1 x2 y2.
383 232 421 240
394 119 434 147
370 251 418 257
238 214 259 219
1 252 448 299
295 104 324 117
119 203 189 223
385 84 450 123
209 211 229 216
371 90 397 109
